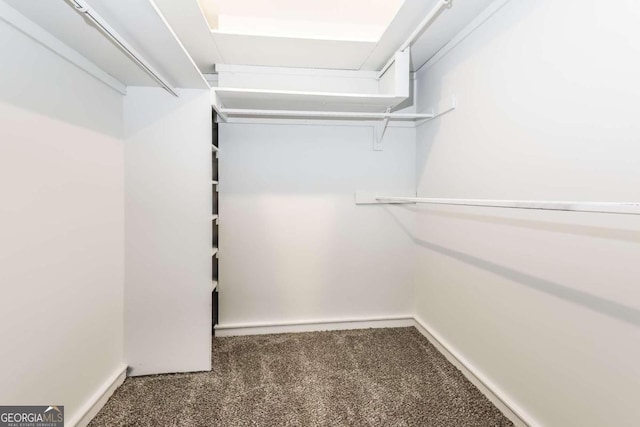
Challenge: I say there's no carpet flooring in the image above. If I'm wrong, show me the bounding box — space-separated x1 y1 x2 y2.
90 327 513 426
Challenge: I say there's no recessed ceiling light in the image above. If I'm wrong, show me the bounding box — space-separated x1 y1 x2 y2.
198 0 405 42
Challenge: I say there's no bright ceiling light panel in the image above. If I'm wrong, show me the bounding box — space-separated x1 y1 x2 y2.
198 0 405 42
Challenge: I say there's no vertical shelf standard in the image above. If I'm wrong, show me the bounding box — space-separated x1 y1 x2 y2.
211 110 219 333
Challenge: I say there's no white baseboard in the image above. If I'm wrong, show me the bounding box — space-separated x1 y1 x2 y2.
67 364 127 427
215 315 414 337
412 317 537 427
53 317 534 425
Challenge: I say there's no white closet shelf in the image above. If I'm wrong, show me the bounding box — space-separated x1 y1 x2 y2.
218 109 434 121
212 214 218 224
211 50 412 124
212 247 218 257
211 145 219 153
211 280 218 292
213 87 406 114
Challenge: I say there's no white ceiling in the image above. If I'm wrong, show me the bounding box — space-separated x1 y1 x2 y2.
361 0 442 71
167 0 498 72
359 0 500 71
4 0 502 87
153 0 223 73
212 33 375 70
410 0 500 71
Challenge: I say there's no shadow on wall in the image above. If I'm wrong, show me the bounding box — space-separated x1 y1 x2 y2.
384 205 640 328
408 206 640 244
0 20 124 139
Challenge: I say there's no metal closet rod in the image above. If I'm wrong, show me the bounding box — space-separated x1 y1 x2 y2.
67 0 178 97
375 196 640 215
377 0 453 79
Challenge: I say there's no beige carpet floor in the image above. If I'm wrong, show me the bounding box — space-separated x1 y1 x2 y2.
90 327 513 426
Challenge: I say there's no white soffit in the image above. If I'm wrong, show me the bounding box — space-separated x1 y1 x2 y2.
153 0 224 73
212 33 375 70
362 0 498 71
361 0 440 71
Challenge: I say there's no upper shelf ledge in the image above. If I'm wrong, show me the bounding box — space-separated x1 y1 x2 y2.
211 50 413 121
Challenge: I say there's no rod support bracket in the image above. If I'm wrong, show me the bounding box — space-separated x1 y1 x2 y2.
68 0 89 12
373 108 392 151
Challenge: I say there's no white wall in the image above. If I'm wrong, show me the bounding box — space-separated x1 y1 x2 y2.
124 87 212 376
218 121 416 329
0 19 125 424
413 0 640 425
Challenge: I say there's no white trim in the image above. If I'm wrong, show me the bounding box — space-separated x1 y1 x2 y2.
204 73 219 86
214 86 399 101
55 321 538 427
215 315 414 337
67 0 178 97
0 1 127 95
67 364 127 427
221 108 432 121
412 317 537 427
215 64 379 80
417 0 514 74
146 0 210 90
215 315 539 426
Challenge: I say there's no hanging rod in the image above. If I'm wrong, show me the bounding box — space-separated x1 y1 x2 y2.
377 0 453 79
67 0 178 97
372 196 640 216
219 109 434 120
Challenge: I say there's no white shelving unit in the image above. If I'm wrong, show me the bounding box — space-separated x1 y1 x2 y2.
3 0 209 95
210 0 456 128
211 112 220 332
214 88 405 113
211 50 422 124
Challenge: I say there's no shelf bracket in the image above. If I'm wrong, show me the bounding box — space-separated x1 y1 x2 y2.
373 108 392 151
419 94 457 126
211 91 228 123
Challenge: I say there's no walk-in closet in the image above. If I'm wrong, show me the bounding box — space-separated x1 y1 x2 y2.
1 0 639 426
